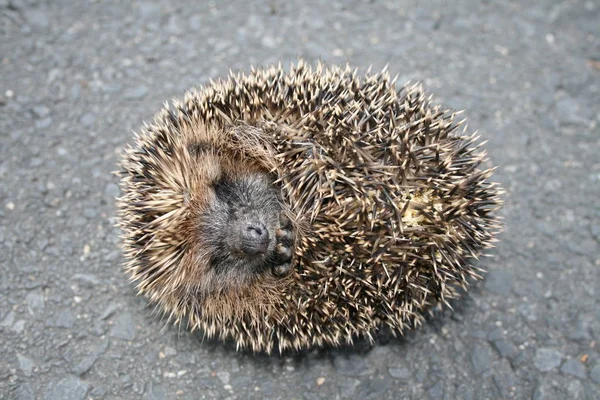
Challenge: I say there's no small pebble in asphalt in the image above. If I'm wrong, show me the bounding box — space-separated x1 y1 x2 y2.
534 348 563 372
109 313 137 341
560 358 587 379
43 376 89 400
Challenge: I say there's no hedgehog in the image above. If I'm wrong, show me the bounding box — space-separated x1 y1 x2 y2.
117 60 503 354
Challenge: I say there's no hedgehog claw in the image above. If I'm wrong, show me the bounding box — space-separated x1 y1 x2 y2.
272 262 292 277
276 227 294 242
275 242 292 261
279 213 291 228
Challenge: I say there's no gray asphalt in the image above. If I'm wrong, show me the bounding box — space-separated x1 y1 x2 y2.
1 0 599 399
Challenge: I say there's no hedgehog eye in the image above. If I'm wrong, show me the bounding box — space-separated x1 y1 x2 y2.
212 177 235 201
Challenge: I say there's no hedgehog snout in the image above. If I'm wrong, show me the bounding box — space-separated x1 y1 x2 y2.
239 222 270 256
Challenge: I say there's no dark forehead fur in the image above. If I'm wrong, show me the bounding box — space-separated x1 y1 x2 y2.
213 173 278 207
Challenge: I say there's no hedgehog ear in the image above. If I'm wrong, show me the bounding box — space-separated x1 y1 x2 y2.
185 142 222 184
226 122 281 171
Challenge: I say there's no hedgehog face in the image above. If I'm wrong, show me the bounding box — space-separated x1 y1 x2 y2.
198 172 294 280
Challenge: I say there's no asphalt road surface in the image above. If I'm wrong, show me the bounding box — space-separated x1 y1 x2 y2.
1 0 599 399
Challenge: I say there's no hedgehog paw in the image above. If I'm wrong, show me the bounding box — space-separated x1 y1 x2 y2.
272 217 294 277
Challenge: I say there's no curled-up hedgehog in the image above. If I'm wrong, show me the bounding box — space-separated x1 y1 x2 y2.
117 61 503 353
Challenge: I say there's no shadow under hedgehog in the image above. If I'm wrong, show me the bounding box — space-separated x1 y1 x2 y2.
116 60 503 354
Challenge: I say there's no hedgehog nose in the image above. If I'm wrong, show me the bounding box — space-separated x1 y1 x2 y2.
240 222 269 256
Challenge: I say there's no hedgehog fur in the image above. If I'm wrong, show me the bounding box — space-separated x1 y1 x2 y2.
117 60 503 354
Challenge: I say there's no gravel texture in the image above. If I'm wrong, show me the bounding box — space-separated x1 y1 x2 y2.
1 0 599 399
